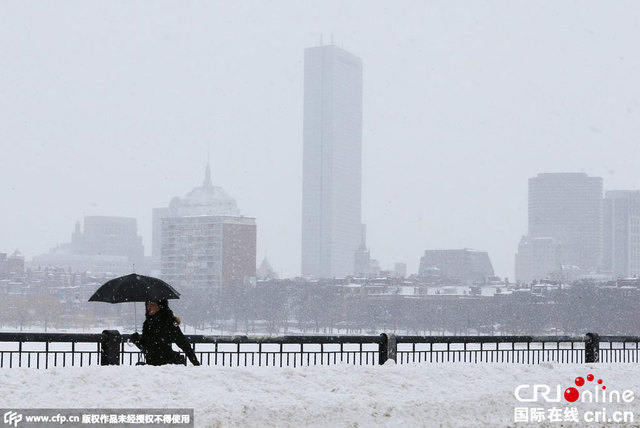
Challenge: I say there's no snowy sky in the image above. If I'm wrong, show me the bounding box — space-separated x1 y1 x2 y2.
1 1 639 279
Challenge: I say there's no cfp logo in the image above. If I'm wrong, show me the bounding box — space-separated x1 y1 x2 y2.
3 411 22 427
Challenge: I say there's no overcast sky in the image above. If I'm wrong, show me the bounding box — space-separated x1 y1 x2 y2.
1 1 639 279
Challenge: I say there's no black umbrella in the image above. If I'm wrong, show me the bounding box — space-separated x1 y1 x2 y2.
89 273 180 303
89 273 180 332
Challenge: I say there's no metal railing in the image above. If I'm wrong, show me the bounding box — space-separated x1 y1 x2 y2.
0 332 102 369
598 335 640 363
116 334 382 367
394 335 587 364
180 335 382 368
1 331 638 368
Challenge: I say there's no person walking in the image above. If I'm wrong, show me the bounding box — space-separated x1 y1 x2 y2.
131 299 200 366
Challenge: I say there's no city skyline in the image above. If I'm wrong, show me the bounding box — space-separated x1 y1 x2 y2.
2 2 640 279
21 167 640 280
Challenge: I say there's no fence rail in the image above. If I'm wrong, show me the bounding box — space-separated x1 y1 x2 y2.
0 332 102 369
1 331 638 369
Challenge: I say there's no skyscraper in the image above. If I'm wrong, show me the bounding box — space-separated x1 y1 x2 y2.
154 166 256 293
301 44 363 278
161 215 256 293
516 173 603 282
31 216 144 275
152 164 240 259
603 190 640 278
528 173 603 269
515 236 560 284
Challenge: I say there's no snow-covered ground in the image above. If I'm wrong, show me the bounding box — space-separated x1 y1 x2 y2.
2 362 640 427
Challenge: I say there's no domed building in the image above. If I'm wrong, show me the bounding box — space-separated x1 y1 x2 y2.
152 165 256 294
152 164 244 256
169 164 240 217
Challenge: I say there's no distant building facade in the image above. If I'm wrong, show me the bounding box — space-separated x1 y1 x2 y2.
0 250 25 278
152 164 240 259
603 190 640 278
354 224 373 277
393 263 407 279
528 173 603 269
31 216 144 275
516 173 603 283
515 236 560 284
70 217 143 263
418 249 494 284
257 257 279 280
301 44 363 279
155 165 256 295
161 215 256 294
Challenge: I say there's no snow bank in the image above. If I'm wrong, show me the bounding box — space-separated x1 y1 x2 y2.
2 362 640 426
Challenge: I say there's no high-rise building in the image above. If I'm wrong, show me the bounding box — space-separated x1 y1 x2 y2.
301 44 363 278
516 173 603 282
515 236 560 284
0 250 25 278
71 216 144 263
155 165 256 294
603 190 640 278
161 215 256 293
152 164 240 259
393 263 407 279
31 216 144 275
529 173 603 269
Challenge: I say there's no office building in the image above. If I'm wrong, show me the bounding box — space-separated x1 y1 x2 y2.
603 190 640 277
0 250 25 278
71 216 143 263
161 215 256 294
418 249 494 284
528 173 603 269
155 165 256 294
516 173 603 283
31 216 144 275
152 164 240 259
301 44 363 278
515 236 560 284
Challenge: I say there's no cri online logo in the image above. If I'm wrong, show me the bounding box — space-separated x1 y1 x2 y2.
565 374 605 402
515 373 635 404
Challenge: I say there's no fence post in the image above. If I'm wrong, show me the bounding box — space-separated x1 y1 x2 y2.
379 333 397 365
585 332 600 363
101 330 121 366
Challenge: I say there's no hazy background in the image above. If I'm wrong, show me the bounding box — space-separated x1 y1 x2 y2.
1 1 639 279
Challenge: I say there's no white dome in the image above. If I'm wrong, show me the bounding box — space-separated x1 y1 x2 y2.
169 164 241 217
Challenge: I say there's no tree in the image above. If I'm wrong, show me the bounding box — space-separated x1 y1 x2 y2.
32 294 63 332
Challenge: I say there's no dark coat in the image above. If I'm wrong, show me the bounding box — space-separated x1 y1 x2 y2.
132 307 200 366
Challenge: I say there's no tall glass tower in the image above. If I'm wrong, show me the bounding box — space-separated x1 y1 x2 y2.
301 44 363 278
528 172 603 270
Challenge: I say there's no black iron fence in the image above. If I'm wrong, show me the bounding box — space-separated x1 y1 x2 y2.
1 331 638 369
0 332 102 369
393 334 594 365
183 335 382 368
